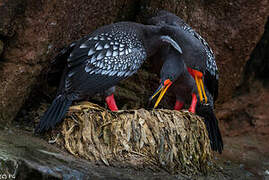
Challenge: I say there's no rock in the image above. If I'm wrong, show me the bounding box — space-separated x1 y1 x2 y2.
242 18 269 86
217 20 269 136
217 83 269 137
52 102 212 175
0 0 26 37
0 63 41 125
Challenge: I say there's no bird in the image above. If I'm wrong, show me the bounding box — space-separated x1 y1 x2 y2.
35 21 183 133
148 11 223 153
149 47 196 111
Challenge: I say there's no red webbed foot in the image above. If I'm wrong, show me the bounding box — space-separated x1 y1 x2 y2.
105 93 118 111
174 100 184 111
189 93 197 113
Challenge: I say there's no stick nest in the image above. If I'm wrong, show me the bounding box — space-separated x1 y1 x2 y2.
53 102 213 175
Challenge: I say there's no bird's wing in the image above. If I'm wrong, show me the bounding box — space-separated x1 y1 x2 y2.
201 37 219 102
204 62 219 102
51 41 77 65
61 34 147 96
192 33 219 102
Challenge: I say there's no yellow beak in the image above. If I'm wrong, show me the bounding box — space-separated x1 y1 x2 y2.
149 80 172 108
194 75 208 104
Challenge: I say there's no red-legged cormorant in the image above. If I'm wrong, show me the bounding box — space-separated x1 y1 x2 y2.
35 22 183 133
148 11 223 153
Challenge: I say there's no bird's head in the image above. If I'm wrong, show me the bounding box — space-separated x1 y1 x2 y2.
149 50 185 108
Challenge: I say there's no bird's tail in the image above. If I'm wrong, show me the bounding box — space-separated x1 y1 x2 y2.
196 104 223 153
35 95 72 133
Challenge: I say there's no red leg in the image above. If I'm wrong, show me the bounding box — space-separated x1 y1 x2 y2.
189 93 197 113
105 93 118 111
174 100 184 111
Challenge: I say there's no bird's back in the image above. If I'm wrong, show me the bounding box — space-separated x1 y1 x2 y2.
59 22 148 99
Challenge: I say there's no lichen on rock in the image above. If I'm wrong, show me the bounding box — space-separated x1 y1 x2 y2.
52 102 213 175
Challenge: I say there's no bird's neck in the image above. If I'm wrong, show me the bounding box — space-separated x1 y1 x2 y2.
140 25 167 57
141 24 186 57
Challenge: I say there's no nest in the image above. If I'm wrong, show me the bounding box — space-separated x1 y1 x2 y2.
53 102 212 175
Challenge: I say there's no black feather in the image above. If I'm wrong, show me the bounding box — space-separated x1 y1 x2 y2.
35 95 72 133
204 70 219 102
62 58 126 97
51 42 77 65
196 104 223 154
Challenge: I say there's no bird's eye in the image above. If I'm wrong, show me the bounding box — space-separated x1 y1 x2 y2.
164 79 172 86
